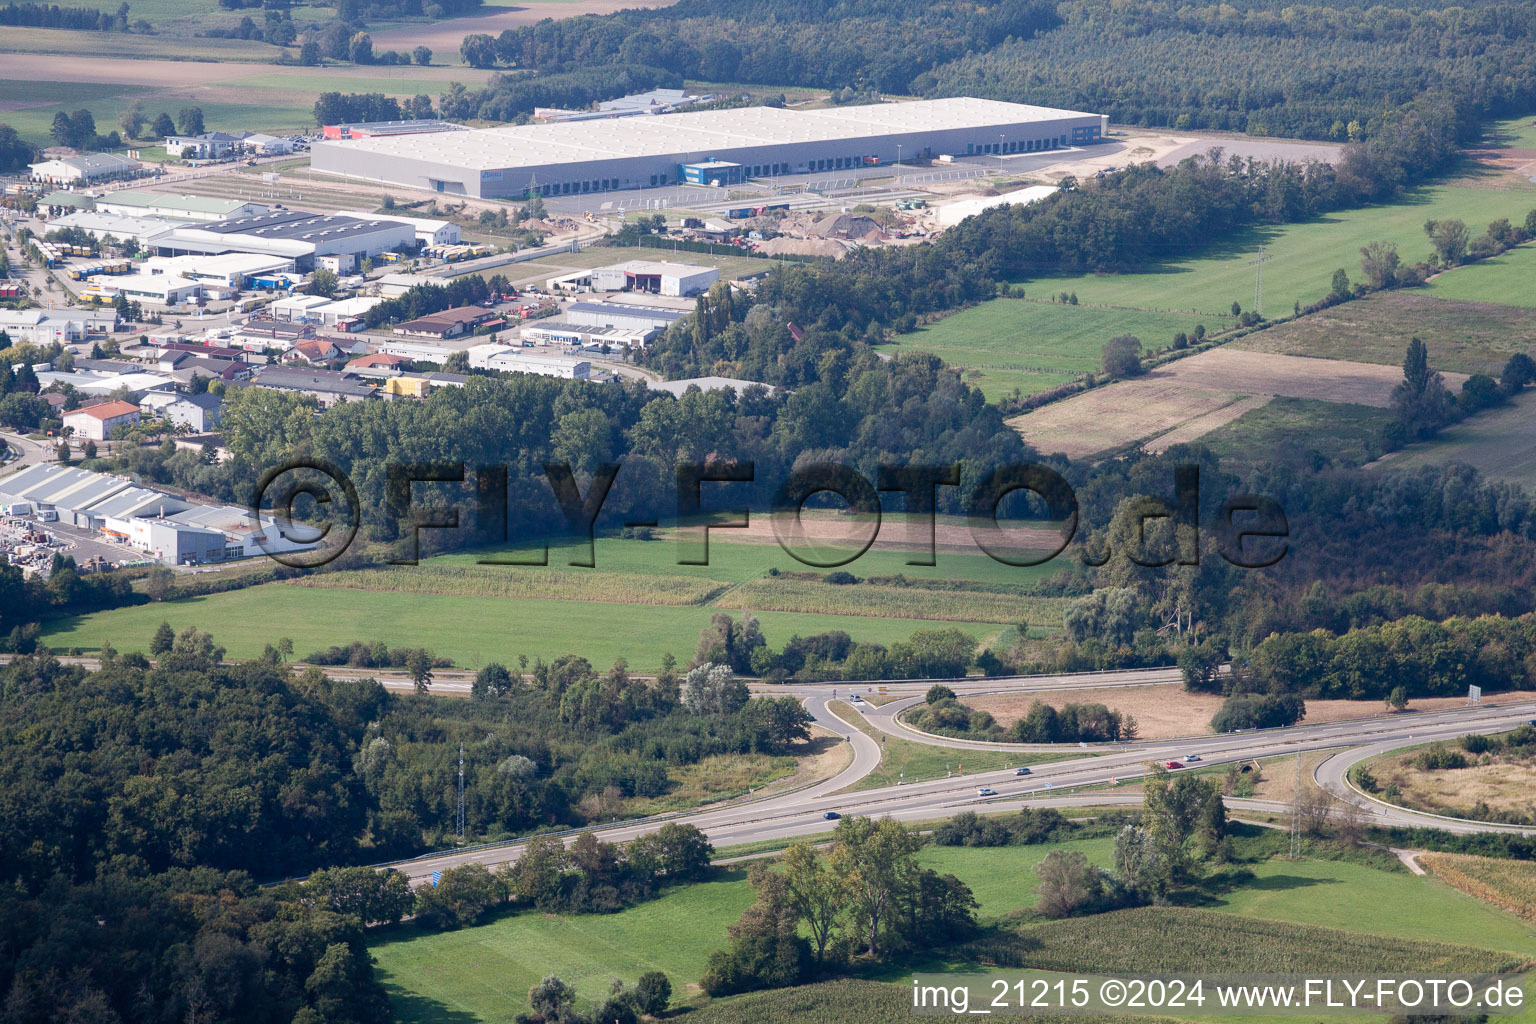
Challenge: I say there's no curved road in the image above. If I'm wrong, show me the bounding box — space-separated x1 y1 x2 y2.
383 692 1536 882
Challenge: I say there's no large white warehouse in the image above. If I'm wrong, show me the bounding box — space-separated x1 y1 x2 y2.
309 97 1107 200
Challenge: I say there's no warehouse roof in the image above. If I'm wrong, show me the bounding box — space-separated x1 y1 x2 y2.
313 97 1102 171
568 301 687 322
99 191 259 216
199 209 405 242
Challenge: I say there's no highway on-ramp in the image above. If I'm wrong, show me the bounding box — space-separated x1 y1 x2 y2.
382 692 1536 883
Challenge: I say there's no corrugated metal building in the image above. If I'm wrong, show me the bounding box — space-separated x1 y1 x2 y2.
310 97 1107 199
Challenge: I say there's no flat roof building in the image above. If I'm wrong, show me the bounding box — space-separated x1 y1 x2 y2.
29 153 143 185
310 96 1107 200
566 301 687 333
94 191 268 223
322 119 466 139
154 210 416 269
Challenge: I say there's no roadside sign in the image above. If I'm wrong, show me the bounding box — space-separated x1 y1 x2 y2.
430 871 442 887
1468 684 1482 704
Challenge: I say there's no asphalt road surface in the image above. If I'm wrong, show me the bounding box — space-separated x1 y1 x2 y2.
378 692 1536 883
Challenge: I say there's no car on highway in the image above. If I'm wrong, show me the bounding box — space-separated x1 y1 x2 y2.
976 786 997 796
1014 766 1032 776
823 811 841 820
1165 760 1185 769
1184 754 1202 762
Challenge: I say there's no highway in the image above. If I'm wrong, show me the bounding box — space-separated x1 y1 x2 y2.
381 689 1536 883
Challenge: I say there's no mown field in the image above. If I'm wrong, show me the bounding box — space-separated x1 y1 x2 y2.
371 832 1536 1023
43 529 1070 669
1372 391 1536 491
40 585 1018 673
881 300 1236 401
1426 244 1536 307
1231 291 1536 374
1018 185 1534 319
1196 397 1397 469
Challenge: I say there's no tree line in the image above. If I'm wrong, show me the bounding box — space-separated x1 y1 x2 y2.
907 684 1139 743
465 0 1059 93
0 0 137 32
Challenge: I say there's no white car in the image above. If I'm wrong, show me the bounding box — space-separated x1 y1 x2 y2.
1184 754 1203 763
976 786 997 797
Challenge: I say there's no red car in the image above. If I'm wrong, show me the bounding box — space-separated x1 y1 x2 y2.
1165 760 1185 770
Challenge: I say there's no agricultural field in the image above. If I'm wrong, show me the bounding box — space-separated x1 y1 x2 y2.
1370 391 1536 491
1423 853 1536 921
1230 291 1536 375
1021 904 1527 973
0 54 500 149
39 584 1020 673
42 525 1076 669
1019 184 1534 318
1007 348 1447 460
370 830 1536 1023
1196 398 1397 469
1426 244 1536 308
880 300 1236 401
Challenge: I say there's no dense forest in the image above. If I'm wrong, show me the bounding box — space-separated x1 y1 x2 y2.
0 636 812 884
466 0 1535 142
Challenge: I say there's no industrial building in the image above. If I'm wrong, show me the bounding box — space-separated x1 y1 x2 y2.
545 259 718 297
519 321 655 349
0 307 117 345
566 300 687 334
309 97 1107 199
94 191 268 223
63 400 142 441
28 153 144 185
466 343 591 379
322 119 465 140
48 211 177 247
152 210 416 269
343 211 461 246
0 463 318 564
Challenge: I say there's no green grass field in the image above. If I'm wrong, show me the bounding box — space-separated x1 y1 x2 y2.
1196 397 1397 469
1426 244 1536 307
371 832 1536 1023
881 300 1236 400
1231 290 1536 374
41 585 1018 672
828 701 1079 791
42 527 1070 669
1371 390 1536 491
1018 185 1535 319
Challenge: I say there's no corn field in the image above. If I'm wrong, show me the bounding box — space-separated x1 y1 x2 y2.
1423 853 1536 921
290 566 729 606
1018 907 1522 975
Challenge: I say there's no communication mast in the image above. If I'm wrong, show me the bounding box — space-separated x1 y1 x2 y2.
456 743 466 841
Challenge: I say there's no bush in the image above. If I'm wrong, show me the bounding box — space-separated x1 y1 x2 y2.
1414 742 1468 771
822 570 859 585
1210 693 1305 732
